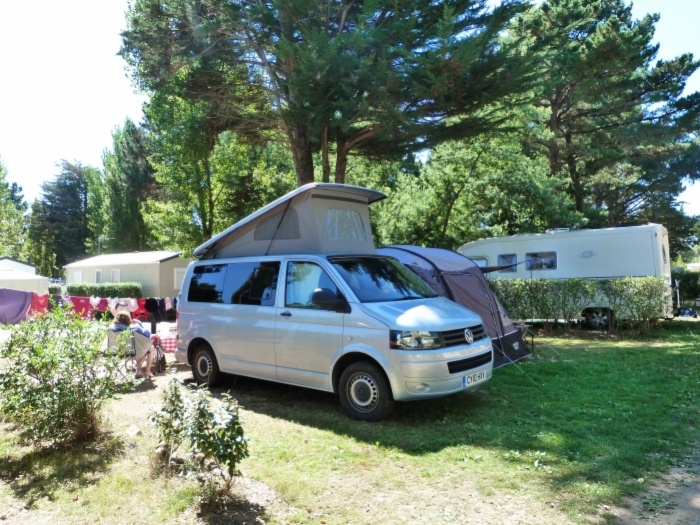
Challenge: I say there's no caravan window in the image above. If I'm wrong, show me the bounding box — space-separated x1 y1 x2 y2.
497 254 517 273
470 257 488 268
526 252 557 270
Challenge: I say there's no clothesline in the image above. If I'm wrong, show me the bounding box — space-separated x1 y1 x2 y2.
0 287 178 326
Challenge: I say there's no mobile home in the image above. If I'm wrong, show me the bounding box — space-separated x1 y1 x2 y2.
458 223 672 327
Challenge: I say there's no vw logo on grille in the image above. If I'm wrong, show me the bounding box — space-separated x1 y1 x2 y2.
464 328 474 344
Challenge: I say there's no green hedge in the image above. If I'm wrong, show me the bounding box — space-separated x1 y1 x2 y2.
489 277 670 332
671 269 700 305
66 282 142 298
48 285 62 295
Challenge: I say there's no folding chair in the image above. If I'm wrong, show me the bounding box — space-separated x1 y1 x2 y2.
107 330 156 379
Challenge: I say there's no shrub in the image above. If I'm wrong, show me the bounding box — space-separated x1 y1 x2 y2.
150 380 249 492
671 269 700 305
48 285 62 295
621 277 672 332
550 279 596 326
149 378 186 465
66 282 142 298
0 306 128 445
490 277 668 332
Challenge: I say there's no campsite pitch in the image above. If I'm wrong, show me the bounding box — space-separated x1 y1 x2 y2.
1 321 699 524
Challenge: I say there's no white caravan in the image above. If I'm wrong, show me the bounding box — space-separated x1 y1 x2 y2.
457 223 672 327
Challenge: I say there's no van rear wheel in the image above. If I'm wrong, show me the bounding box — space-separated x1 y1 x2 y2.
339 361 394 421
192 344 221 387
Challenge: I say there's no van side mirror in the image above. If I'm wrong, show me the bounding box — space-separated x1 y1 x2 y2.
311 288 349 313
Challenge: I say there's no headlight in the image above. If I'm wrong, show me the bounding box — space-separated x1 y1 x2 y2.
390 330 443 350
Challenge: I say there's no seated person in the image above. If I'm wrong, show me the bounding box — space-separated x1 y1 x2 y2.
109 312 155 379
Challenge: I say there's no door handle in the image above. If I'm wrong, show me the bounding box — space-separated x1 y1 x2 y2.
280 311 292 319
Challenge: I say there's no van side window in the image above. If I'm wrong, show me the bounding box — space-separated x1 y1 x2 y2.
285 261 340 310
526 252 557 270
188 264 227 303
497 254 517 272
226 261 280 306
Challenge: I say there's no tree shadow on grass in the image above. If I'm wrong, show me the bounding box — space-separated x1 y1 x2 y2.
0 429 124 508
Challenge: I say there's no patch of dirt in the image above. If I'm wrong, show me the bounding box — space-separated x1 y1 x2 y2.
606 450 700 525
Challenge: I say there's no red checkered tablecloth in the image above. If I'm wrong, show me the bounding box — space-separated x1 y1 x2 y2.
158 333 178 353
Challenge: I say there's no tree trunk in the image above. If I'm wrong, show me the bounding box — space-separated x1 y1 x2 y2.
287 123 315 186
565 131 584 212
321 126 330 183
334 139 348 184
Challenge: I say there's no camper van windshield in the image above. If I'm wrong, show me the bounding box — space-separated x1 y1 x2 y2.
329 256 437 303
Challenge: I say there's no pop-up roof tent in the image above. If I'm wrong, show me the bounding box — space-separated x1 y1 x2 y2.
194 183 386 259
376 246 531 368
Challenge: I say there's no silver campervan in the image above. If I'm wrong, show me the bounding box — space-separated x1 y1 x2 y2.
175 183 493 420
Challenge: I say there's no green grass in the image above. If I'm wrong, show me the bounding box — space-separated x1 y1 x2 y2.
1 319 699 524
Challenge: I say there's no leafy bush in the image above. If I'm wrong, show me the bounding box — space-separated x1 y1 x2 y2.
66 282 142 298
48 285 62 295
150 378 186 465
0 307 129 445
490 277 669 332
551 279 596 325
597 279 629 331
671 269 700 305
150 380 249 492
619 277 672 332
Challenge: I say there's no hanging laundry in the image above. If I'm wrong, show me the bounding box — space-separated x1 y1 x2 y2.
68 296 94 319
0 287 32 324
29 292 49 316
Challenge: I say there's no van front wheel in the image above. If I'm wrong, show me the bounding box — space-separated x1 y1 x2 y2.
192 344 221 387
339 361 394 421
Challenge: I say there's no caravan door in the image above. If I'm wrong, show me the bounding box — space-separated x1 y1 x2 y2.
274 259 345 390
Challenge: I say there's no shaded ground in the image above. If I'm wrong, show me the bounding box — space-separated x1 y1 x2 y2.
1 326 699 524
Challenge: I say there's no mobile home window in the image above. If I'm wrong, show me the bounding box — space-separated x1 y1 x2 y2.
111 269 121 283
188 264 227 303
174 268 186 292
497 254 517 273
526 252 557 270
95 270 102 283
73 270 83 283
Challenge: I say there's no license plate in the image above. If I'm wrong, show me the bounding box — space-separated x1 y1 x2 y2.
463 370 486 388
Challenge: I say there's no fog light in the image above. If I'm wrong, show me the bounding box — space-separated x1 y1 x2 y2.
415 383 431 393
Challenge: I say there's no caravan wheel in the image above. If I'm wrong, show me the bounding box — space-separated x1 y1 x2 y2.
585 308 611 330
